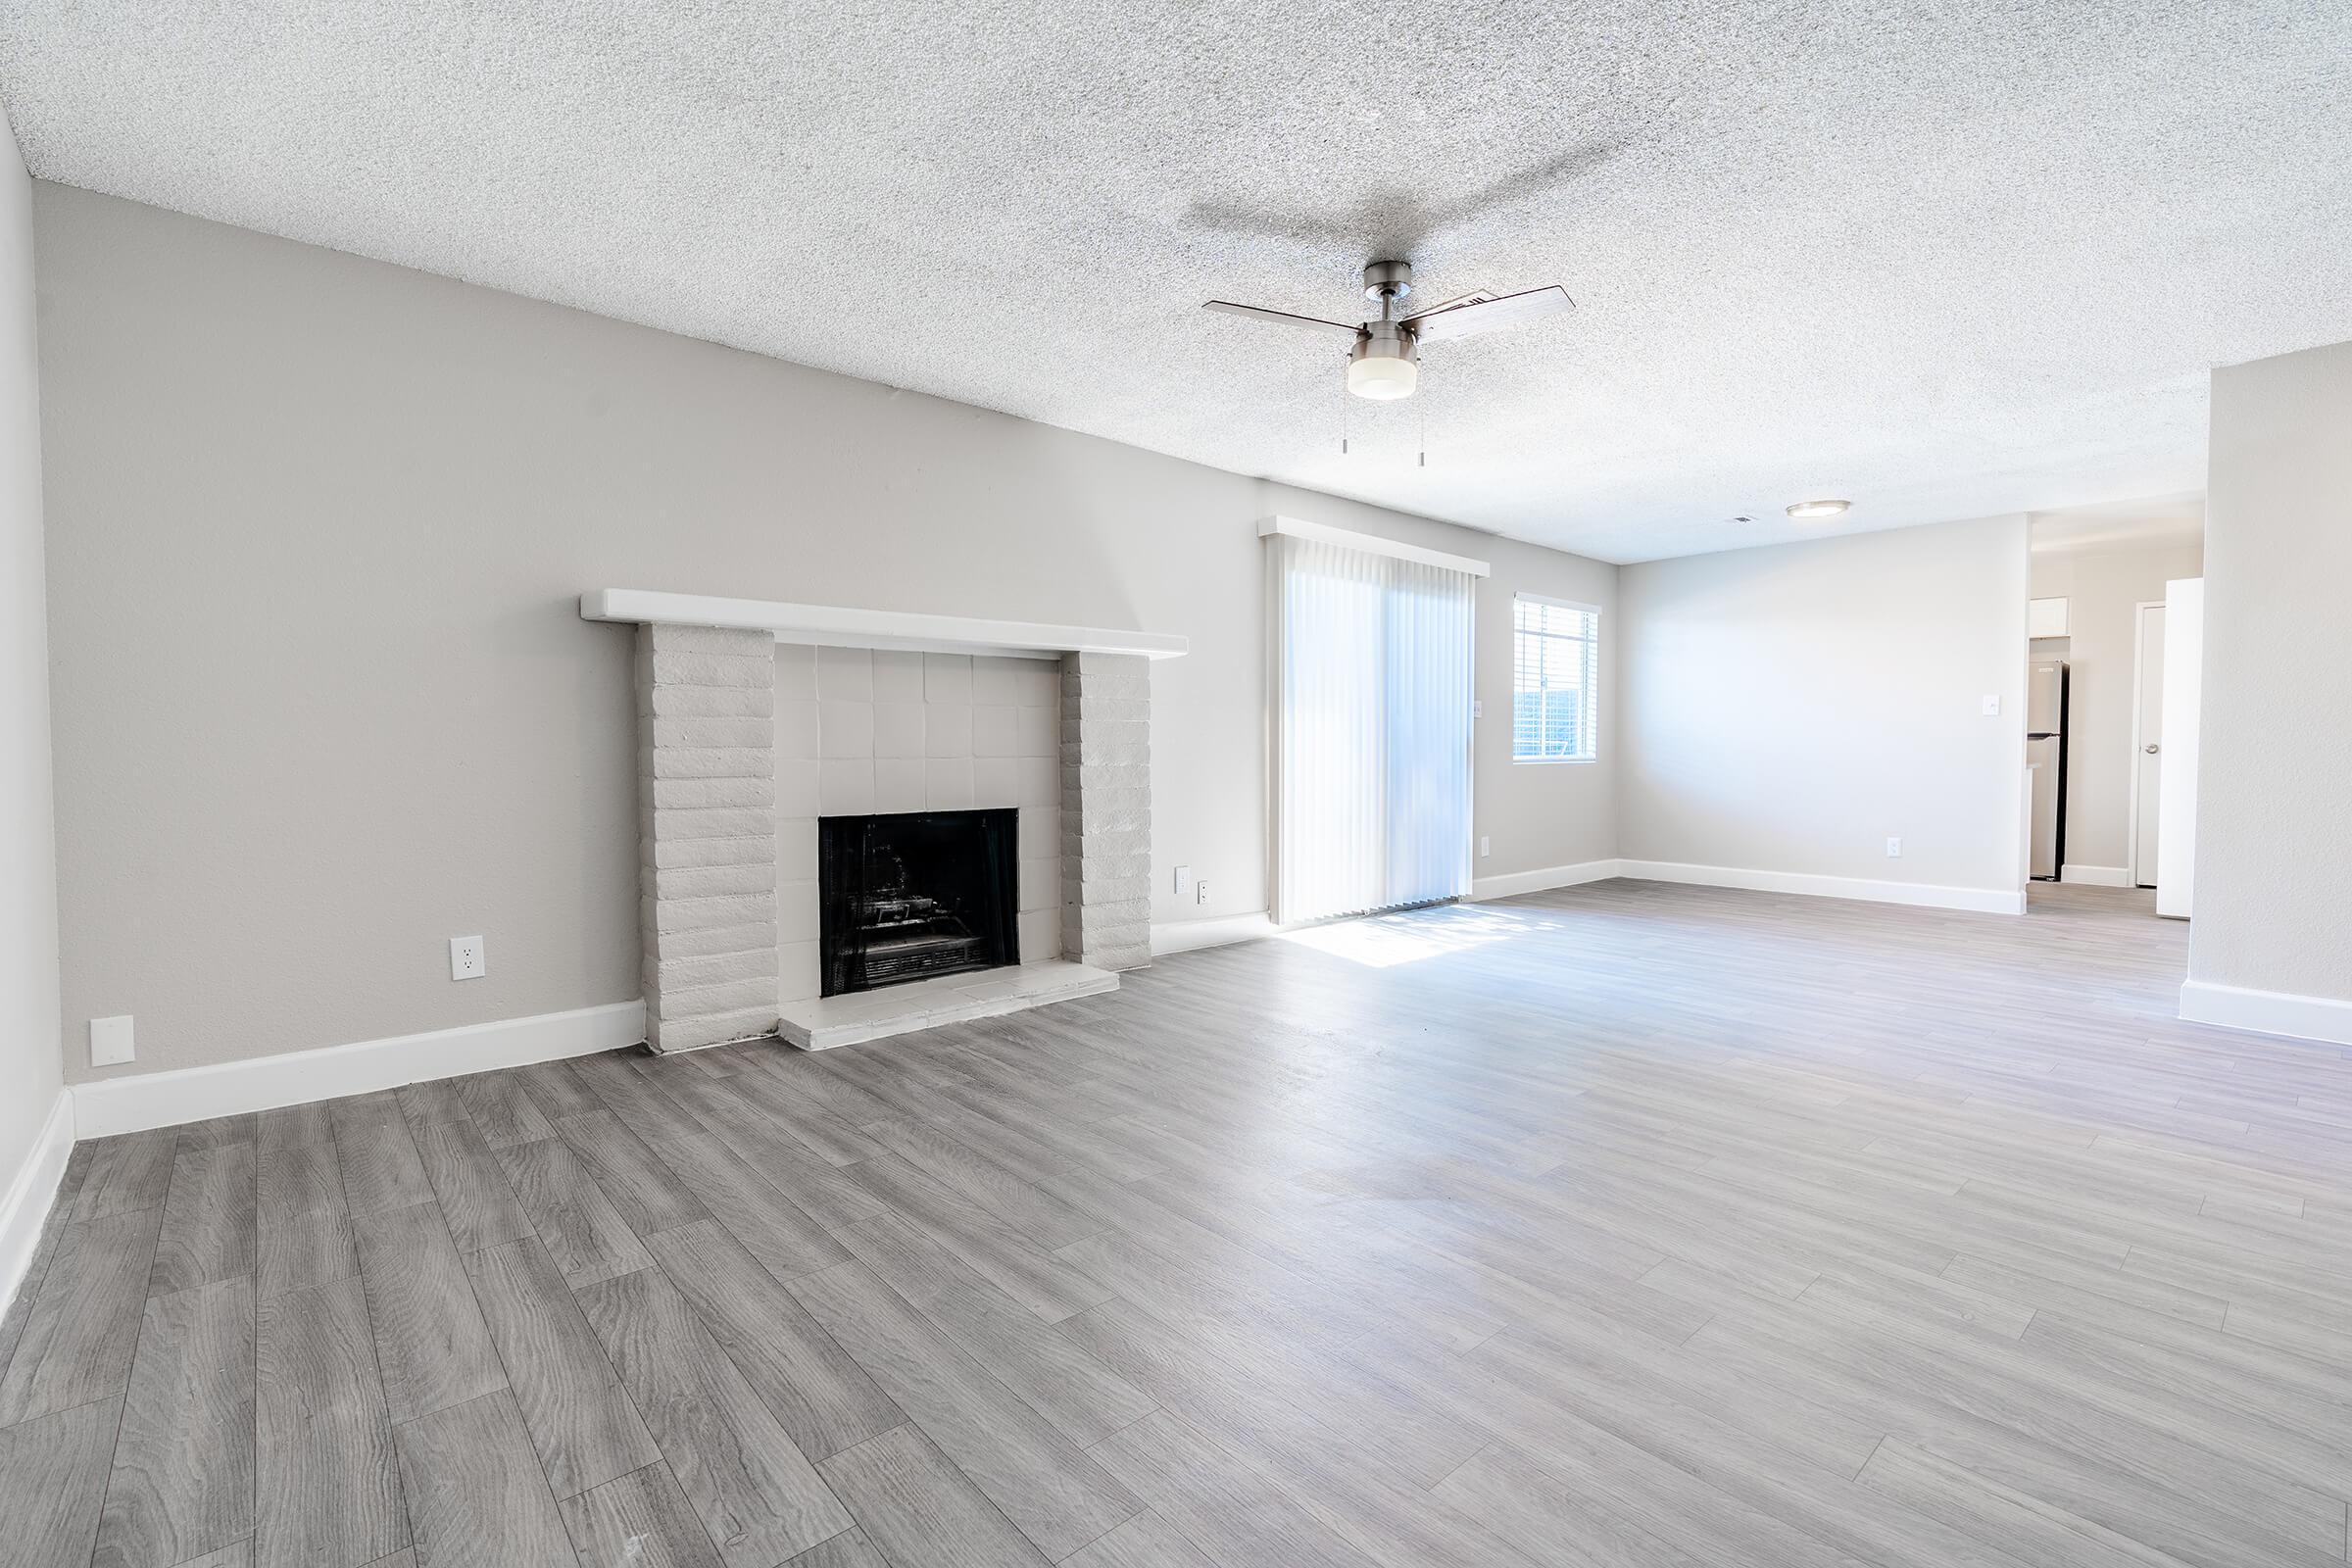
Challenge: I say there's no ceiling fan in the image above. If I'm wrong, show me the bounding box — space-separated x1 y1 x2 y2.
1205 260 1573 402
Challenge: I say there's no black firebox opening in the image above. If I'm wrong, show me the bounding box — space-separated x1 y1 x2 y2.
818 808 1020 998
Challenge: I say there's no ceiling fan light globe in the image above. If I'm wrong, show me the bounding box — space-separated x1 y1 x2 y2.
1347 354 1418 401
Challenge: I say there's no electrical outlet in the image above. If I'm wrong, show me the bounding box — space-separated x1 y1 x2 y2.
1982 694 2002 716
1172 864 1191 896
1196 879 1210 905
1479 835 1492 858
1886 837 1903 858
450 935 486 980
1472 699 1483 719
89 1014 135 1067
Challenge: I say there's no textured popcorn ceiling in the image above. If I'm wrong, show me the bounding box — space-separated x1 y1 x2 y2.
4 2 2349 562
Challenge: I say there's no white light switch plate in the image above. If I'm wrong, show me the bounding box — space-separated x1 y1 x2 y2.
1982 694 2001 716
1172 864 1191 896
451 935 486 980
1480 836 1492 858
90 1013 135 1067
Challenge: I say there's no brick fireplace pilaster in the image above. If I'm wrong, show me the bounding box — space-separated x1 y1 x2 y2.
1058 650 1152 971
635 622 780 1053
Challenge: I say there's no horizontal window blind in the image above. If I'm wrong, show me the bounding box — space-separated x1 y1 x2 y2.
1512 596 1598 762
1272 532 1475 924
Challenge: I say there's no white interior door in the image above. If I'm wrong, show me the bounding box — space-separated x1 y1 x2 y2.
2155 579 2202 920
2133 603 2166 887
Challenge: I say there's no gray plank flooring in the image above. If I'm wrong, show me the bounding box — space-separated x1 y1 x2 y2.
354 1200 509 1425
5 881 2352 1567
816 1423 1050 1568
790 1528 895 1568
0 1203 163 1426
0 1396 120 1566
392 1389 576 1568
577 1264 853 1567
92 1275 254 1567
254 1274 407 1568
465 1235 662 1498
559 1460 727 1568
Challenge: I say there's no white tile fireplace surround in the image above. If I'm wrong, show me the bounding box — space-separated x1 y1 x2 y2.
590 590 1186 1053
779 645 1063 998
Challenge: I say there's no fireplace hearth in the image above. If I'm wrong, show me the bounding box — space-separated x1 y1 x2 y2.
820 808 1019 998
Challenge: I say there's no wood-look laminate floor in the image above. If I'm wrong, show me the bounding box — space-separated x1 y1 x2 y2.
5 879 2350 1568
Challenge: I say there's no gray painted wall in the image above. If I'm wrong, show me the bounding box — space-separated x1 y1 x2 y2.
33 183 1616 1083
1616 515 2030 896
2193 342 2352 1004
1 133 62 1189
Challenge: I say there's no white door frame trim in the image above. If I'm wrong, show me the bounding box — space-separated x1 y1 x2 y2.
2126 598 2165 889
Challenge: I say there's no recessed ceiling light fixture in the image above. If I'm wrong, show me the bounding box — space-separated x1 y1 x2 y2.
1786 498 1851 519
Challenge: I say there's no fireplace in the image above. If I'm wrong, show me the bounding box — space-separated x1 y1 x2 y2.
819 808 1020 997
616 603 1163 1052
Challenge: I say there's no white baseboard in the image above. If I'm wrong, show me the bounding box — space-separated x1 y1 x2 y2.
2061 864 2132 887
1151 911 1280 956
1 1091 76 1317
2179 979 2352 1048
1470 858 1627 901
73 999 648 1139
1616 859 2027 915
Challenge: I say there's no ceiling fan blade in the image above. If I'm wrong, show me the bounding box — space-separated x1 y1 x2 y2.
1402 288 1495 318
1203 300 1363 337
1403 284 1574 343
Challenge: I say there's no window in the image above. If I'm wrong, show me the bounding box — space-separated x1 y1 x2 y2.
1513 595 1599 761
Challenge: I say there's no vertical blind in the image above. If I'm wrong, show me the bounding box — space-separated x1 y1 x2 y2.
1272 531 1476 924
1511 595 1599 761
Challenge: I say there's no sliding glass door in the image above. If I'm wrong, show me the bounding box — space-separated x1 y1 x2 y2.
1270 528 1476 924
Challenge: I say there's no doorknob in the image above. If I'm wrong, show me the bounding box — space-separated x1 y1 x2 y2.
2144 743 2160 754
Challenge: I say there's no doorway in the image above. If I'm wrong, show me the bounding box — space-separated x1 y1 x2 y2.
2023 497 2203 917
2129 601 2165 889
1265 519 1481 926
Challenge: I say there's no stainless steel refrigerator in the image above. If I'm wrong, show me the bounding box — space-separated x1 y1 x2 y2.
2028 661 2069 881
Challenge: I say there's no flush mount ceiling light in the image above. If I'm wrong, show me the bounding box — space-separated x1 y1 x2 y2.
1786 498 1852 519
1207 260 1574 402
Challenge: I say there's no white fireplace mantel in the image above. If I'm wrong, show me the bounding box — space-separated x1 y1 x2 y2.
582 588 1188 662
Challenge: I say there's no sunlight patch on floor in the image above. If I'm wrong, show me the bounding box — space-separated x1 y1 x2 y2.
1275 904 1538 967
